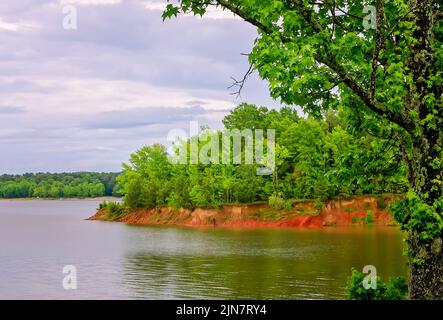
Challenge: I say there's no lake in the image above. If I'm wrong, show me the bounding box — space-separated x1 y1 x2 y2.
0 200 408 299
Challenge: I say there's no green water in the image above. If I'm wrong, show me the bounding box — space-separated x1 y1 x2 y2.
0 200 407 299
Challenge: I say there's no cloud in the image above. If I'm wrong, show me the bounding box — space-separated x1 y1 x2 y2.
0 106 26 114
0 0 283 173
84 106 207 129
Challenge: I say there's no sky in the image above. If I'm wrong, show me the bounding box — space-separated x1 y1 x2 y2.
0 0 282 174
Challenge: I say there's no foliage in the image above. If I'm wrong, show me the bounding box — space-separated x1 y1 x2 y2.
346 269 408 300
391 191 443 244
118 104 408 209
163 0 442 298
365 210 375 224
268 192 288 210
0 172 121 199
99 201 127 220
106 202 124 214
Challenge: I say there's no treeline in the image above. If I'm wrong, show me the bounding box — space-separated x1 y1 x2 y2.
0 172 121 199
118 103 408 210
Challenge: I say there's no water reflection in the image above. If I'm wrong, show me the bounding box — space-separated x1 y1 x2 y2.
122 227 408 300
0 201 408 299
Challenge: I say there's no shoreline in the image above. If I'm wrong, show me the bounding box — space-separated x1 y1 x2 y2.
88 195 400 229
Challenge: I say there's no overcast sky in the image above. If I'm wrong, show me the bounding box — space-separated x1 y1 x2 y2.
0 0 282 174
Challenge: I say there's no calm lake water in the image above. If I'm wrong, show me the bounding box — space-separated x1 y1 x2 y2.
0 200 408 300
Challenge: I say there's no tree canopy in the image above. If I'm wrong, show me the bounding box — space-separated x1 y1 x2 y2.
0 172 121 199
118 103 407 210
162 0 442 299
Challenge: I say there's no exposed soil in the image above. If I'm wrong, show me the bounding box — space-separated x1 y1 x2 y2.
88 195 400 229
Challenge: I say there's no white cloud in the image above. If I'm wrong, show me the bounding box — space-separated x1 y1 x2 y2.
0 76 235 114
0 17 40 32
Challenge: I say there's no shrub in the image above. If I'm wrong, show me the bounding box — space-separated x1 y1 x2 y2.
98 201 127 220
106 201 123 214
351 215 358 224
167 192 185 211
268 192 285 210
283 198 294 211
98 201 108 210
346 268 408 300
391 191 443 244
98 200 124 213
365 210 375 224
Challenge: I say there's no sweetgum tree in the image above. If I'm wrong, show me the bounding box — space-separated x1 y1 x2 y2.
163 0 442 299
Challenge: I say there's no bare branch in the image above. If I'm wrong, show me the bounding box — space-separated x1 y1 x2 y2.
228 64 254 97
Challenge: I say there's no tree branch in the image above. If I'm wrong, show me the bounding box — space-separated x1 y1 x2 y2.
228 63 254 97
214 0 415 131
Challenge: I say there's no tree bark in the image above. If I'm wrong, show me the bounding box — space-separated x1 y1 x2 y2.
406 1 443 299
407 137 443 299
408 233 443 299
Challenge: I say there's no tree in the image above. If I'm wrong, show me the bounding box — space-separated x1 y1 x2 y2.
118 103 406 208
119 144 173 208
164 0 443 299
223 103 271 129
0 172 116 199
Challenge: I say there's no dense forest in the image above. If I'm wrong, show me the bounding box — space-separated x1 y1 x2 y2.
163 0 442 299
118 103 408 210
0 172 121 199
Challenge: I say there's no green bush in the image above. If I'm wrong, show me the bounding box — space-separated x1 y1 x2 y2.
98 201 108 210
365 210 375 224
106 201 124 214
167 192 185 211
268 192 285 210
98 201 124 213
346 268 408 300
98 201 127 220
391 191 443 244
283 198 294 211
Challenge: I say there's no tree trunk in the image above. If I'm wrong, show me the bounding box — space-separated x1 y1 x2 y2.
406 142 443 299
409 233 443 299
404 1 442 299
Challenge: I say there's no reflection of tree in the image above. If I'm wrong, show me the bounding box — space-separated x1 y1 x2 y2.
121 228 407 299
